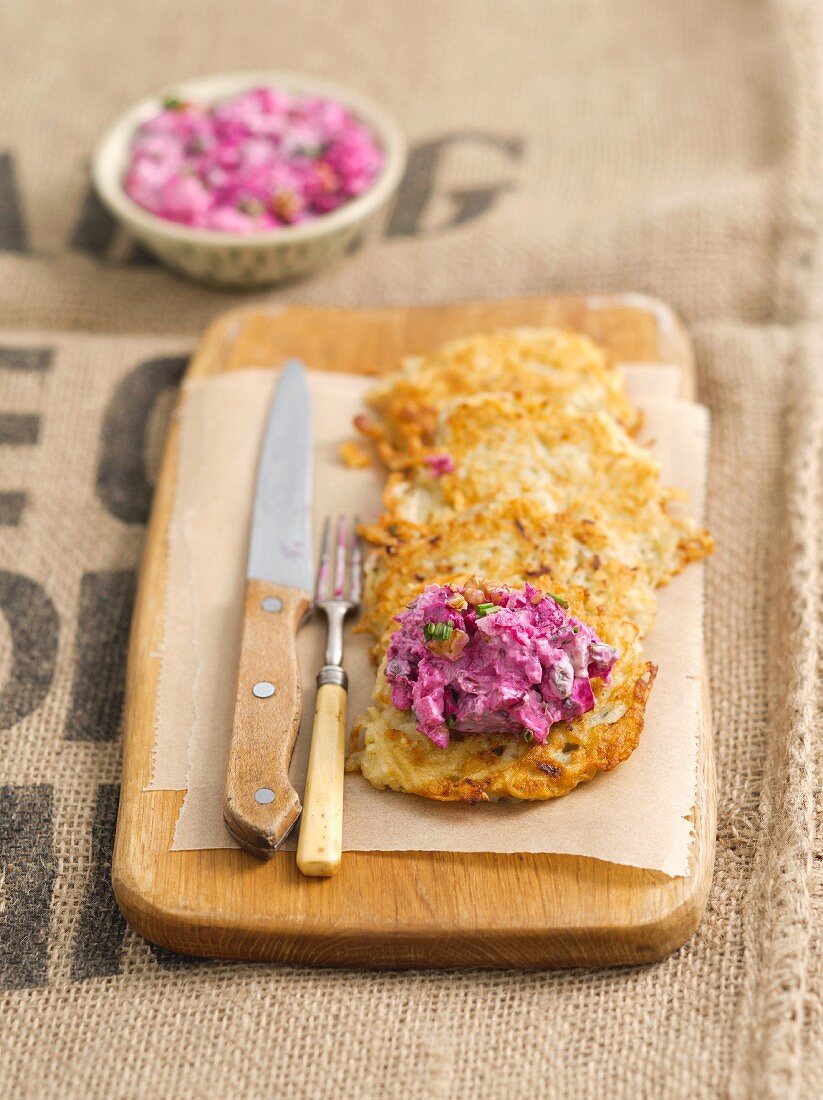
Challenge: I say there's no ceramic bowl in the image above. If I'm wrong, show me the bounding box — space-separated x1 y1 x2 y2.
92 71 406 289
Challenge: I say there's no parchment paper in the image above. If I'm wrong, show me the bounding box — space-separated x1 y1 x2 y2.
156 367 706 876
148 384 206 789
618 362 683 398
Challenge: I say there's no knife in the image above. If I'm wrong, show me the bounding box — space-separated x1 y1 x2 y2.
223 359 313 859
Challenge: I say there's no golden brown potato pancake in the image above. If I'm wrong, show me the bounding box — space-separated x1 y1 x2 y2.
359 497 658 646
383 395 712 586
350 613 656 802
362 327 640 455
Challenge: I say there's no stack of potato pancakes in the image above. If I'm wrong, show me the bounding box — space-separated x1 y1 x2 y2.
346 329 713 803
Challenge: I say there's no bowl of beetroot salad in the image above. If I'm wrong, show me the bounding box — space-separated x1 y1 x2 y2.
92 71 406 287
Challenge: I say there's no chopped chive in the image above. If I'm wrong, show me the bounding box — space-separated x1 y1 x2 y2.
475 602 497 617
162 94 185 110
523 729 535 743
447 715 456 729
547 592 569 609
424 621 454 642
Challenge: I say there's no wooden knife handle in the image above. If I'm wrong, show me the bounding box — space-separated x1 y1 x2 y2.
223 578 311 859
296 680 347 877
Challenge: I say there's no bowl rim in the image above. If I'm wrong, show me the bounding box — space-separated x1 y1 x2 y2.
92 70 407 249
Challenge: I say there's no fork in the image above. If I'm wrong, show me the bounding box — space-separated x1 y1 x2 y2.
296 515 362 877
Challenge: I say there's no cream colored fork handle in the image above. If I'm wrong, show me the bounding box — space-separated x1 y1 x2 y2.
297 681 346 877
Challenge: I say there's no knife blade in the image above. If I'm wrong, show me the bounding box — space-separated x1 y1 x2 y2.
223 359 313 858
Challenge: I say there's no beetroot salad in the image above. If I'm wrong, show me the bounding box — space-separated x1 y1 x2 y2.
384 581 618 748
123 86 384 232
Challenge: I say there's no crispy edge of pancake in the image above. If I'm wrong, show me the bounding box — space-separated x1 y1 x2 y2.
349 634 656 803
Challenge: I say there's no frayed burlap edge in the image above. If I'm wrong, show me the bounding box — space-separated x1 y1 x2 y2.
728 334 821 1098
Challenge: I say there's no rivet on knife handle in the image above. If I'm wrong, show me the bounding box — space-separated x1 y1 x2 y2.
223 578 310 858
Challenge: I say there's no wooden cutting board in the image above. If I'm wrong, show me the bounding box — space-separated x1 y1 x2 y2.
113 293 715 968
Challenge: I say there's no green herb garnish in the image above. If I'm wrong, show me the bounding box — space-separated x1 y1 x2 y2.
446 715 456 730
475 602 497 617
547 592 569 609
523 729 535 743
161 94 186 110
424 621 454 642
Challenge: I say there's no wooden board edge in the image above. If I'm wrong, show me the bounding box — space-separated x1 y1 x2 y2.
114 781 715 968
182 291 695 393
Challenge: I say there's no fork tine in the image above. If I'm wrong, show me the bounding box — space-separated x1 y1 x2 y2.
315 516 332 601
349 517 362 605
333 514 347 598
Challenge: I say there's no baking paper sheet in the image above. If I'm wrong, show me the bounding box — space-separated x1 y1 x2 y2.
152 366 707 876
148 382 206 790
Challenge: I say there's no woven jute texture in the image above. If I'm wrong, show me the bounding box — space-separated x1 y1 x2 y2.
0 1 822 1097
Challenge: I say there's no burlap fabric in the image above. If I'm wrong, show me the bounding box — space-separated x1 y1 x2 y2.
0 1 821 1097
